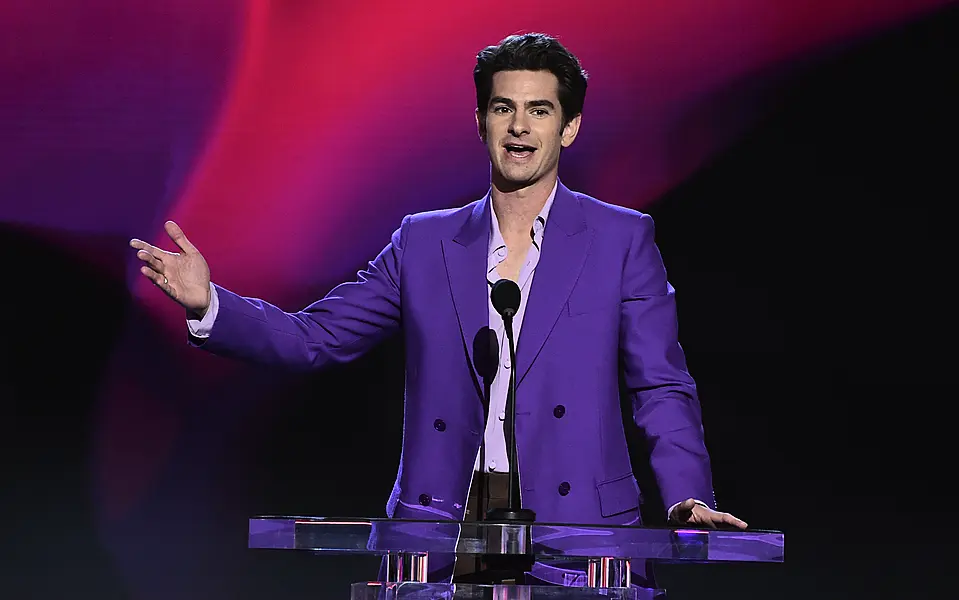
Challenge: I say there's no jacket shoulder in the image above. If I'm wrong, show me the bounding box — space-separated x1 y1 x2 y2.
403 198 480 235
570 190 653 232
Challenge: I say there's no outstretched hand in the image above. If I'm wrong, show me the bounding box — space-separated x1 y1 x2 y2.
670 498 748 530
130 221 211 317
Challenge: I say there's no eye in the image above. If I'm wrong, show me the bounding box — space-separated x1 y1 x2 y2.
531 108 549 117
493 105 511 114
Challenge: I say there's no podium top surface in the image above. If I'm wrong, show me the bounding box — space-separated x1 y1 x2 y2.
249 517 783 563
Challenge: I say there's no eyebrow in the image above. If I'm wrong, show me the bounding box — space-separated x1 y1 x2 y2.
490 97 556 111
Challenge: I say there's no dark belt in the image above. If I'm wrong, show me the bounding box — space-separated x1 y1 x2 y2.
464 470 510 520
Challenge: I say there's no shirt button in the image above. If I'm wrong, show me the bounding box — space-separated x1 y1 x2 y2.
433 419 446 432
553 405 566 418
558 482 571 496
496 247 507 259
498 411 506 421
488 460 497 471
418 494 432 506
504 359 511 369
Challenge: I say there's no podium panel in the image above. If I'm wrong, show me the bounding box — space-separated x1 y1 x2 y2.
249 517 783 599
250 517 783 560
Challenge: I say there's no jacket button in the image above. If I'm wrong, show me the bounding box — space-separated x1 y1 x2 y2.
433 419 446 432
418 494 431 506
558 482 571 496
553 405 566 418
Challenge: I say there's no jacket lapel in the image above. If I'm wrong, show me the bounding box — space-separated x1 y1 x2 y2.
442 195 491 400
516 183 593 387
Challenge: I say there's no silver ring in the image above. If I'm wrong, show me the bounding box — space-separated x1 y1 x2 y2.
163 277 168 285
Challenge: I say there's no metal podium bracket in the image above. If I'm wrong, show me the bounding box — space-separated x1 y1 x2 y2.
385 551 429 583
586 557 631 588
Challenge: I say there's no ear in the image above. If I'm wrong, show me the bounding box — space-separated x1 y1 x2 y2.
475 108 487 143
560 113 582 148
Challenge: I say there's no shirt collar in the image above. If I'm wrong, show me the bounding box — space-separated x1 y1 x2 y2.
489 180 558 253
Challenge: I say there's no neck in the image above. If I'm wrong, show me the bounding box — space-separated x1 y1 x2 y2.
491 174 556 237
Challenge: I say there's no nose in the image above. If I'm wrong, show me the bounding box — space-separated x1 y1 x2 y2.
508 111 530 137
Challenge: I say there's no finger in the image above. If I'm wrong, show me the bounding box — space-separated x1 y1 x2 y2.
129 238 167 256
140 265 176 298
721 512 748 529
693 514 719 529
694 509 747 530
688 507 719 529
165 221 197 255
135 249 164 272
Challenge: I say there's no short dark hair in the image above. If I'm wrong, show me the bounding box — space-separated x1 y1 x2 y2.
474 33 588 128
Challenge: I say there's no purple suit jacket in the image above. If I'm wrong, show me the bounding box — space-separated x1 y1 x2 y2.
198 182 715 528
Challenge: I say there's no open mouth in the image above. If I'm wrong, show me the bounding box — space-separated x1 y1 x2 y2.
504 143 536 160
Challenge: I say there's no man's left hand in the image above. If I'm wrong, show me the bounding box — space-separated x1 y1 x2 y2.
670 498 748 529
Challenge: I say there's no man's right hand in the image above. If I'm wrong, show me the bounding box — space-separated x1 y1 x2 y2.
130 220 212 317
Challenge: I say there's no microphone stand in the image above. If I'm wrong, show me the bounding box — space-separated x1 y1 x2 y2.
483 301 536 583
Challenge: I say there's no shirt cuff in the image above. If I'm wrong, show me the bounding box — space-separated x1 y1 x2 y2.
186 282 219 338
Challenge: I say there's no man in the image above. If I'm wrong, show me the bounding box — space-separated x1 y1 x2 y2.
131 33 746 586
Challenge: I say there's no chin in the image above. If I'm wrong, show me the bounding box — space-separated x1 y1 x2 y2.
496 175 535 191
497 167 537 185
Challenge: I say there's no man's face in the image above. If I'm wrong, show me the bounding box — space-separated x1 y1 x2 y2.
477 70 581 191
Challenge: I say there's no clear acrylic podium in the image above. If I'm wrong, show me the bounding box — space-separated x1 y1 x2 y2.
249 517 783 599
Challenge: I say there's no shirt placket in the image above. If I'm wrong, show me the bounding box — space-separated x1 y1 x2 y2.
484 221 544 472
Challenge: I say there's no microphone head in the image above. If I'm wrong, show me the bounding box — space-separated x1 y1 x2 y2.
491 279 521 318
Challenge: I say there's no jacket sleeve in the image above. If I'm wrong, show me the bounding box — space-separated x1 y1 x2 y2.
619 212 716 510
194 215 409 371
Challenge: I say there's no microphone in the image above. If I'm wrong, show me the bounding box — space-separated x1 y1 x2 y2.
491 278 521 320
483 279 536 582
488 279 528 516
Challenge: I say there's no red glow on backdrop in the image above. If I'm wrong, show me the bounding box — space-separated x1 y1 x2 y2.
132 0 948 325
